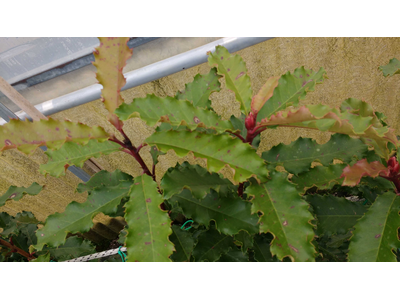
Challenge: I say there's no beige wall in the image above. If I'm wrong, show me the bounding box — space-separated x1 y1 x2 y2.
1 37 400 234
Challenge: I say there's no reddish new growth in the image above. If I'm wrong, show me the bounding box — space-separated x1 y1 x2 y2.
380 156 400 194
244 112 266 144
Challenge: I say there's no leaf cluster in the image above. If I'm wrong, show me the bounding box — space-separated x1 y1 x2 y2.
1 40 400 262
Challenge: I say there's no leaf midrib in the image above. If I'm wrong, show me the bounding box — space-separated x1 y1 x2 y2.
199 235 230 261
152 138 251 176
261 184 291 256
125 98 232 132
374 193 397 262
45 150 119 169
40 186 129 244
267 70 320 118
141 176 156 261
175 194 256 229
214 54 249 115
172 226 191 261
267 147 364 166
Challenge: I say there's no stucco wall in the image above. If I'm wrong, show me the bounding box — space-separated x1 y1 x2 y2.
1 37 400 239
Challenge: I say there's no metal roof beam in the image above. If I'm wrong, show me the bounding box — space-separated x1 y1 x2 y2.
0 37 273 124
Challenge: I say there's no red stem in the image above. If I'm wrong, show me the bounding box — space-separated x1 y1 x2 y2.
109 137 126 148
380 175 400 194
238 182 244 198
136 143 146 153
227 130 246 142
0 238 36 261
152 164 156 182
109 136 153 178
245 128 262 144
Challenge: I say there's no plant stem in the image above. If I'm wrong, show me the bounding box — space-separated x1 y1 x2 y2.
152 164 156 182
227 130 246 142
238 182 244 198
380 175 400 194
0 238 35 261
109 135 153 178
392 177 400 194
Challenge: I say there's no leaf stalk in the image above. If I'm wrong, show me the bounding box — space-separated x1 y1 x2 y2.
109 131 153 178
0 237 36 261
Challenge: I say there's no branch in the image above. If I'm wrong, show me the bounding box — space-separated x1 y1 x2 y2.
109 135 153 178
238 182 244 198
136 143 146 153
226 130 246 142
0 238 36 261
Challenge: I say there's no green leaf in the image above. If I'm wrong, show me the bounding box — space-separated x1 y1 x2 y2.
0 182 42 207
124 175 174 262
18 224 38 249
169 224 195 262
306 194 368 236
208 46 252 115
316 231 352 262
175 67 222 109
256 67 326 122
155 123 187 132
149 145 164 165
13 212 40 250
10 223 38 253
168 189 259 236
0 211 39 237
0 118 110 155
340 98 384 128
40 140 121 177
218 248 249 262
251 76 280 114
365 149 384 163
161 162 234 200
115 94 234 134
325 231 353 249
146 130 269 184
375 111 388 126
230 114 246 133
14 211 39 225
341 99 394 150
262 134 368 175
258 104 398 159
234 230 254 253
93 37 132 130
31 252 50 262
118 228 128 245
246 172 316 261
76 169 133 193
253 233 278 262
192 226 234 262
47 236 96 261
292 164 346 193
348 192 400 262
359 176 394 191
0 212 17 236
379 58 400 77
35 180 132 250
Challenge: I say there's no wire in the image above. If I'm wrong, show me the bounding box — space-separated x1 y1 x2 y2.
62 247 127 262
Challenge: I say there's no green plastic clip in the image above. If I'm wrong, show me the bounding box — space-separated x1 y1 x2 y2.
118 246 127 262
181 220 193 231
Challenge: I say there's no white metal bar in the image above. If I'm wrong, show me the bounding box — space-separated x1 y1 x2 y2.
0 37 273 125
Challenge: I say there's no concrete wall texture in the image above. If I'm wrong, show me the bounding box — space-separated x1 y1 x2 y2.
1 37 400 240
